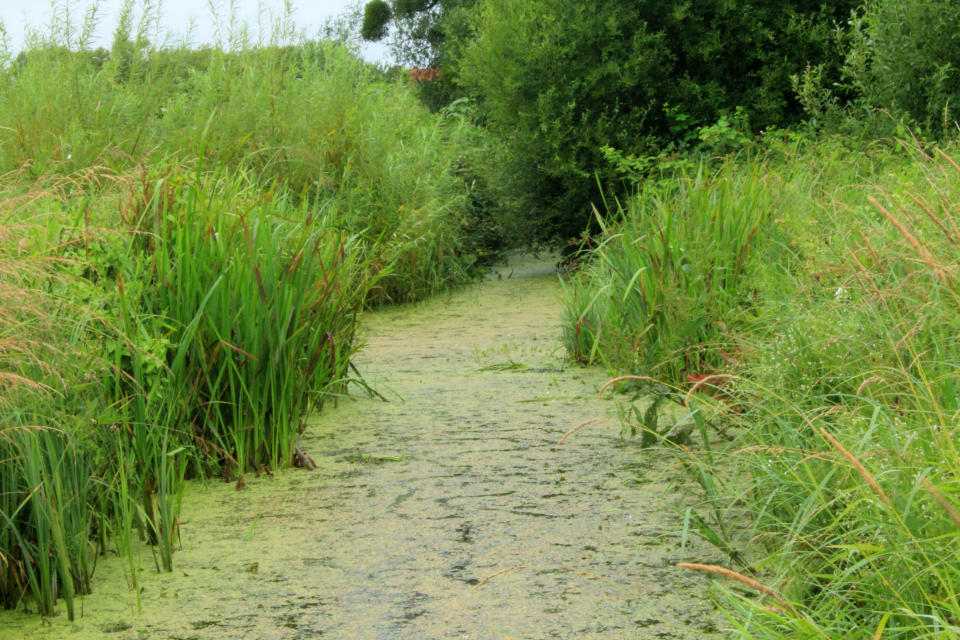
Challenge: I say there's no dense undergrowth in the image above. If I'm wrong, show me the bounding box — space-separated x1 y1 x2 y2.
5 0 960 634
0 14 500 618
562 137 960 638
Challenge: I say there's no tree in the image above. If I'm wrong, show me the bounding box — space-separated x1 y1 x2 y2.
455 0 857 243
361 0 476 110
361 0 474 67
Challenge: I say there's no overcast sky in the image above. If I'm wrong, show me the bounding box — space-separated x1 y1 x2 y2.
0 0 392 62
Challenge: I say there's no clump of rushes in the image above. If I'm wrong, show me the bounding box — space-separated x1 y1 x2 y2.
562 158 784 384
110 162 366 476
0 163 369 616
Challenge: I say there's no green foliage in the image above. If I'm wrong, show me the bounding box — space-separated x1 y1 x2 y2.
0 164 366 612
440 98 513 265
394 0 434 17
697 108 753 156
0 12 492 617
562 159 784 383
362 0 473 66
97 164 367 476
360 0 476 111
569 138 960 637
455 0 857 243
0 427 93 620
716 144 960 638
362 0 392 41
844 0 960 137
0 189 103 618
0 38 488 302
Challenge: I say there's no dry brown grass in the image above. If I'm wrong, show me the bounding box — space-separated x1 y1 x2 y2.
676 562 796 613
557 417 602 444
818 426 891 507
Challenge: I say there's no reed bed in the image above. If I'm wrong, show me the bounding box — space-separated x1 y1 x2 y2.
0 2 495 619
0 164 368 617
0 17 486 303
562 158 785 383
565 138 960 638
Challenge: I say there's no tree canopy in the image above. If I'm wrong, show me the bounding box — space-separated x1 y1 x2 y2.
454 0 858 241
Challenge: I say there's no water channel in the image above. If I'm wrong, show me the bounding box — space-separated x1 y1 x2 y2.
1 255 722 639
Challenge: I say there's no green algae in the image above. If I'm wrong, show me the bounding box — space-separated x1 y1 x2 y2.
0 254 722 640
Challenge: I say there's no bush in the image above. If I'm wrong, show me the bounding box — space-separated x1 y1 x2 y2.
455 0 857 244
844 0 960 137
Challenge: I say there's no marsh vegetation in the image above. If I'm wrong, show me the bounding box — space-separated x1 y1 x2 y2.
2 0 960 637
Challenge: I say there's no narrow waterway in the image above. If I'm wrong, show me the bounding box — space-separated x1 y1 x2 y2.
2 255 722 639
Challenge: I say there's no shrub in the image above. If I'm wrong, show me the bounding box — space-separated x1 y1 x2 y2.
844 0 960 137
455 0 857 243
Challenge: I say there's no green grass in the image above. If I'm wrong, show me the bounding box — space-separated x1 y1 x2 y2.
0 4 499 619
565 137 960 638
562 157 787 383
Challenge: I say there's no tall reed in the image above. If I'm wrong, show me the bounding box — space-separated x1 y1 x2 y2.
562 158 784 383
0 0 498 619
118 163 366 474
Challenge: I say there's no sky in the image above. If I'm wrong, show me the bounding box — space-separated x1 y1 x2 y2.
0 0 393 62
